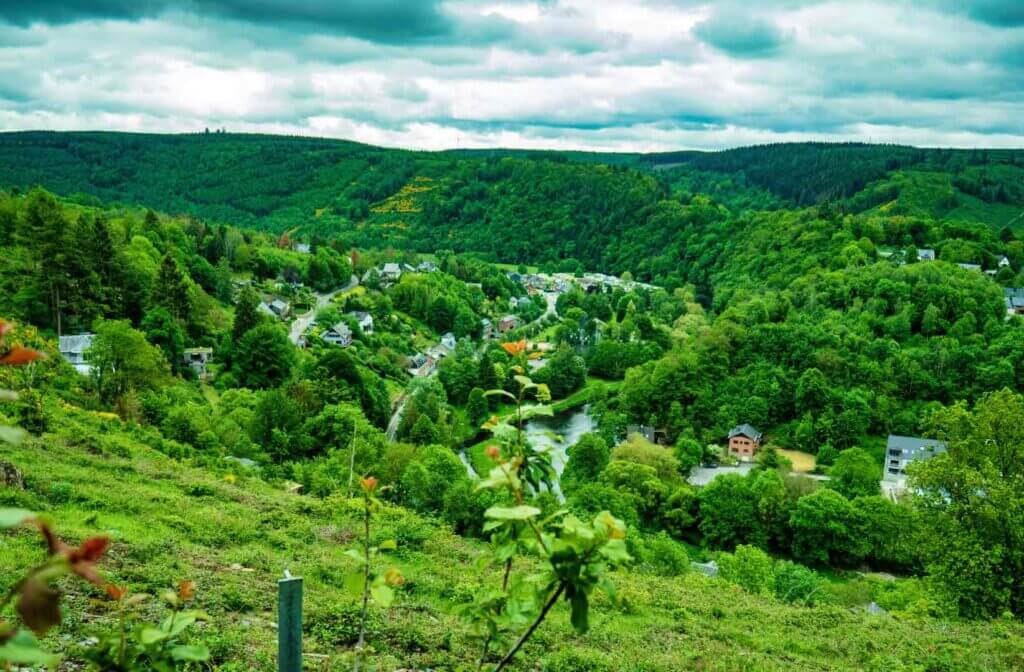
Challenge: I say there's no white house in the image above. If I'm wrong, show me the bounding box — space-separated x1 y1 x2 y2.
259 299 290 320
182 347 213 379
347 311 374 334
917 248 936 261
381 263 402 282
999 255 1011 269
441 332 457 350
59 333 95 376
884 435 946 482
322 323 353 347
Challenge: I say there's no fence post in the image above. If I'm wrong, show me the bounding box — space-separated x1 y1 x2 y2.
278 570 303 672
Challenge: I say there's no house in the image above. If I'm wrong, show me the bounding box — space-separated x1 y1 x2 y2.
917 248 936 261
998 255 1011 269
182 347 213 379
884 435 947 481
1005 288 1024 316
381 263 402 282
408 353 435 377
481 318 494 340
293 243 311 254
258 299 290 320
498 315 519 333
59 333 95 376
727 424 763 460
956 262 982 272
441 332 457 350
416 261 437 273
322 323 353 348
347 311 374 334
427 345 450 361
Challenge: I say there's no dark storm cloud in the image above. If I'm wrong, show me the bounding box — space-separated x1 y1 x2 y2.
693 11 790 56
0 0 454 43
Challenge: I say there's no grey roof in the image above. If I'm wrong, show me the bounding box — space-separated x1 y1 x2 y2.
728 424 762 440
382 263 402 274
956 263 981 271
886 434 946 455
1005 288 1024 299
917 248 936 260
59 333 94 354
329 322 352 336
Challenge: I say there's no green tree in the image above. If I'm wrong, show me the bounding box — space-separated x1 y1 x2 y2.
562 433 610 490
152 254 191 321
789 488 867 566
232 286 262 341
697 474 762 550
140 307 185 374
912 390 1024 618
87 319 170 404
466 387 488 427
233 323 295 389
827 447 880 499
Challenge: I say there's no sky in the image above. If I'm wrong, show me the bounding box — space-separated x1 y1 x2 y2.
0 1 1023 152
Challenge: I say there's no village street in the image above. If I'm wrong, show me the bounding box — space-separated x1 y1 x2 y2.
287 274 359 345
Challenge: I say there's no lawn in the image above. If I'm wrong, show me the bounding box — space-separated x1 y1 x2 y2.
778 448 816 473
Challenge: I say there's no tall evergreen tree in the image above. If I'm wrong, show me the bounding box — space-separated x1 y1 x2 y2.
232 285 261 341
152 254 191 321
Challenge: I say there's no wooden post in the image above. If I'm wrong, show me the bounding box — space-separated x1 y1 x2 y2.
278 571 302 672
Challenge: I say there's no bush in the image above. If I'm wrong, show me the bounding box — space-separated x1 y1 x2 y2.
773 560 823 605
641 532 691 577
307 602 381 647
717 544 774 596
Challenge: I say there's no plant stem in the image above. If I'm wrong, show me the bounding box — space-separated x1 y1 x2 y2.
493 583 565 672
353 495 372 672
475 558 514 671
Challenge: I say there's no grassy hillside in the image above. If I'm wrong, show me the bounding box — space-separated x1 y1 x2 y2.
4 409 1024 671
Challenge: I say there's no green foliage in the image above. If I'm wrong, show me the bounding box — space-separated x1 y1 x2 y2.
789 489 868 567
232 323 295 389
827 448 881 499
718 544 775 596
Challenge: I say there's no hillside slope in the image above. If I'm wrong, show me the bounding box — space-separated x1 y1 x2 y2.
3 406 1024 671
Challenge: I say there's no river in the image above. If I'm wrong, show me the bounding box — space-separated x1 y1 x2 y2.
521 404 596 499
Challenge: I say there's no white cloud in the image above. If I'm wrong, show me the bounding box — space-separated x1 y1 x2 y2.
0 0 1023 150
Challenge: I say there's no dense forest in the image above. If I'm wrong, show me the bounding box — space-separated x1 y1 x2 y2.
2 133 1024 670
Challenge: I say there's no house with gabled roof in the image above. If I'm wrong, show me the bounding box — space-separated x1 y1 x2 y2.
183 347 213 379
59 333 95 376
727 424 763 460
1006 288 1024 317
322 323 352 348
347 311 374 334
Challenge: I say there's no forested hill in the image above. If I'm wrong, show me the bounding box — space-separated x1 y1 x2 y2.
3 131 1024 282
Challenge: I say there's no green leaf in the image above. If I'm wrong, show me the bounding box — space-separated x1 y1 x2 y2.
370 583 394 607
162 613 197 638
139 627 169 645
343 548 366 564
599 539 632 565
0 630 61 667
170 644 210 662
513 375 536 390
570 590 589 634
0 508 34 529
517 404 554 421
378 539 397 551
0 425 26 445
485 505 541 521
484 389 516 400
343 571 364 597
476 464 519 492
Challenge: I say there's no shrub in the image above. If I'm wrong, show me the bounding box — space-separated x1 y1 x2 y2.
773 560 823 605
543 648 615 672
717 544 774 596
641 532 691 577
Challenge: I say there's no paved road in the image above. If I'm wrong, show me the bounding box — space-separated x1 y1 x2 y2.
288 274 358 345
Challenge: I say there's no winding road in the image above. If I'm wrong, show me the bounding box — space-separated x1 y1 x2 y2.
288 274 359 345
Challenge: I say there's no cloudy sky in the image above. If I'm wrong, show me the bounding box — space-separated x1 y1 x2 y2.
1 1 1023 152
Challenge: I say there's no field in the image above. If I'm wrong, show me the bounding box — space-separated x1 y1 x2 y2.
778 449 817 473
3 406 1024 670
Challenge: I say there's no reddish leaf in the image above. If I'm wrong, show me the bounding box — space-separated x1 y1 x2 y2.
0 320 11 337
178 580 195 601
69 536 110 563
15 576 62 637
0 347 47 366
105 584 128 601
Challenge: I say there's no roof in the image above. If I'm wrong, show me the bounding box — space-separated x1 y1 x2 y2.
886 434 947 455
59 333 95 353
382 263 402 274
956 263 981 271
917 248 936 260
328 322 352 336
728 424 762 440
349 311 372 321
183 347 213 355
500 314 518 322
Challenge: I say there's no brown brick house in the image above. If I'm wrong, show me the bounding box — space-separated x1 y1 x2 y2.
728 424 763 460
